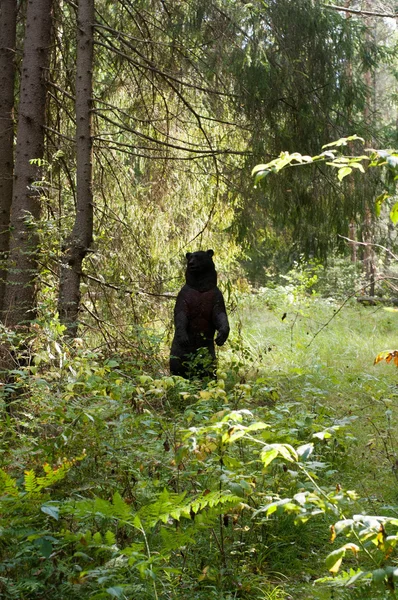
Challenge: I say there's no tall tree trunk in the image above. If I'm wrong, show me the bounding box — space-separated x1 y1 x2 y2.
343 1 358 264
362 0 376 297
58 0 94 337
2 0 53 327
0 0 17 315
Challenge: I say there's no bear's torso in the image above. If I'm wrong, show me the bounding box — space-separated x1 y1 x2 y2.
178 285 217 346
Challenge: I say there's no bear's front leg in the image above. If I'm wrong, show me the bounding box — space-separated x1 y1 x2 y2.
215 313 229 346
213 290 230 346
174 295 189 346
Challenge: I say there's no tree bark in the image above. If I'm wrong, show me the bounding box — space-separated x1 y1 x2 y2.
0 0 17 315
58 0 94 337
2 0 53 327
349 220 357 263
362 0 376 297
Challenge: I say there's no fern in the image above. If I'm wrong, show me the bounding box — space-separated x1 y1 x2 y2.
35 455 85 491
138 488 242 528
0 469 18 497
23 470 38 494
93 531 102 544
190 489 242 513
105 530 117 545
112 491 132 520
20 455 86 496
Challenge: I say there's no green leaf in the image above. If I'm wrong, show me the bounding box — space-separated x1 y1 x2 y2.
254 170 269 183
105 359 119 368
261 443 297 466
373 568 386 584
375 192 390 217
326 547 345 573
261 447 279 468
337 166 352 181
226 429 247 443
229 482 246 498
322 135 364 148
274 443 297 462
253 498 293 518
348 162 365 172
387 156 398 169
34 537 53 559
390 202 398 225
313 430 332 440
252 163 269 175
41 504 59 520
246 422 269 432
106 587 124 598
133 514 143 529
296 443 314 460
334 519 354 535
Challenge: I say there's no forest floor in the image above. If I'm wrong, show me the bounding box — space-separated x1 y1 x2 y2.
1 289 398 599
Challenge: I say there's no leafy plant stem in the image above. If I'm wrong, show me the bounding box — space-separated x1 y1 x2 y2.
211 526 225 568
136 519 159 600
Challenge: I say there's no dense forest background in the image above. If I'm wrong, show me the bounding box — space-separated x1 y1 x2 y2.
2 0 398 341
3 1 398 599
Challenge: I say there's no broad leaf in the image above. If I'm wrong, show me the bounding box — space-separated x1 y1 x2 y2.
390 202 398 225
337 167 352 181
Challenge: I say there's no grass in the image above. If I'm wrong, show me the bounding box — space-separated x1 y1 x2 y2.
225 291 398 598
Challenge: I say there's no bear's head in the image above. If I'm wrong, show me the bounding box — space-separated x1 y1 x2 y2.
185 249 217 291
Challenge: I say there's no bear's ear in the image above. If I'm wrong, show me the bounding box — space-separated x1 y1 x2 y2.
207 249 214 257
186 252 192 259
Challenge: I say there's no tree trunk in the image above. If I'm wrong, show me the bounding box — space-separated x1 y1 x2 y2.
361 0 376 297
363 206 376 296
2 0 53 327
0 0 17 315
58 0 94 337
349 220 357 263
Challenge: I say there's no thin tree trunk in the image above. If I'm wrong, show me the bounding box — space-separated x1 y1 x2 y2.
2 0 53 327
0 0 17 315
344 1 358 265
363 207 376 296
58 0 94 337
349 220 357 263
362 0 376 296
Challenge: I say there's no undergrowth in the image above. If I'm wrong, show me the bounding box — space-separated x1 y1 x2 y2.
1 286 398 599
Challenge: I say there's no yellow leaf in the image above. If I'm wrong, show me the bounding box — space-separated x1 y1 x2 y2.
330 525 336 543
329 556 343 574
341 543 360 556
377 524 386 549
374 351 398 366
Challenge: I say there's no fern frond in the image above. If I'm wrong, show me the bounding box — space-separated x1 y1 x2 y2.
0 469 18 497
23 470 38 494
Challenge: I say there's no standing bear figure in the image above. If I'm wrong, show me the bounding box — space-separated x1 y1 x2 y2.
170 250 230 379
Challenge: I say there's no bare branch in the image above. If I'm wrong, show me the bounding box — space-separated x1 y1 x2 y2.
338 234 398 262
81 271 177 299
324 3 397 18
